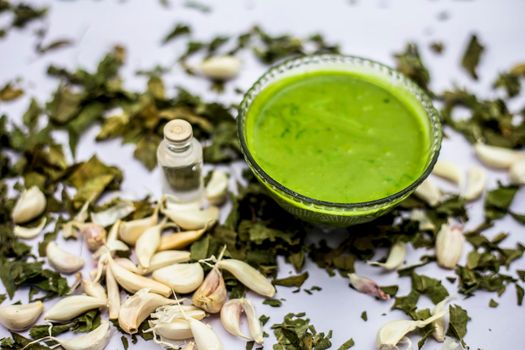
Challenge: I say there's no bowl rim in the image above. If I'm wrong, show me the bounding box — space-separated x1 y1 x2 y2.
237 53 442 212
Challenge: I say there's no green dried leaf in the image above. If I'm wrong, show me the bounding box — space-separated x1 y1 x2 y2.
461 34 485 80
133 134 161 170
446 304 469 342
162 23 191 44
394 43 431 93
0 82 23 101
274 272 309 288
337 338 355 350
484 182 519 221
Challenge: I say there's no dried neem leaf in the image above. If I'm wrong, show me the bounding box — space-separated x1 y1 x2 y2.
162 23 191 44
273 272 309 288
393 42 431 93
446 305 469 345
493 62 525 98
484 182 519 222
337 338 355 349
29 310 101 338
36 38 73 55
271 312 333 350
461 34 485 80
133 134 161 170
430 41 445 54
0 332 52 350
0 82 23 101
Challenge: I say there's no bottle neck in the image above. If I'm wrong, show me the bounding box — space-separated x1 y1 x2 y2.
165 137 192 153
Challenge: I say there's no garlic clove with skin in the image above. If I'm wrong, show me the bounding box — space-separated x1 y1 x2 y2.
0 301 44 331
11 186 46 224
78 223 106 252
220 298 263 344
348 273 390 300
192 267 227 313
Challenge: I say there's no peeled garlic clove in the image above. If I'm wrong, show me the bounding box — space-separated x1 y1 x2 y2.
14 217 47 239
163 205 219 231
81 279 107 303
90 201 135 227
118 288 179 334
510 158 525 185
243 299 264 344
46 242 85 274
348 273 389 300
432 160 462 185
189 318 223 350
200 55 241 81
136 219 166 268
368 241 406 270
206 170 229 205
44 295 106 322
461 166 486 201
436 223 464 269
0 301 44 331
432 297 453 342
159 228 206 251
474 142 525 169
106 220 121 244
106 264 120 320
152 263 204 294
108 257 171 297
376 308 447 350
192 267 227 313
119 205 159 245
79 223 107 252
55 319 112 350
150 319 193 340
410 209 435 231
217 259 275 297
415 178 441 206
11 186 46 224
115 257 141 274
220 299 249 340
141 250 191 274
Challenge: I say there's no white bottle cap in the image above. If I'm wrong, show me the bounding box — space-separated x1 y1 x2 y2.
164 119 193 142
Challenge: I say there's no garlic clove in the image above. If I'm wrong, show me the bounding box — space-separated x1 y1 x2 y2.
152 263 204 294
119 204 159 245
415 178 442 206
14 217 47 239
436 222 464 269
432 297 453 342
205 170 229 205
192 267 227 314
108 256 172 297
11 186 46 224
44 295 106 322
79 223 107 252
135 219 166 269
46 241 85 274
348 273 389 300
118 288 180 334
509 158 525 185
61 200 91 239
0 301 44 331
200 55 241 81
151 304 206 323
55 319 112 350
242 299 264 344
217 259 275 298
149 318 193 340
141 250 192 274
368 241 406 271
90 200 135 227
474 142 525 169
410 209 436 231
432 160 462 185
106 264 120 320
159 228 206 251
461 166 486 201
189 318 224 350
81 279 107 303
220 299 249 340
162 205 219 231
114 257 142 274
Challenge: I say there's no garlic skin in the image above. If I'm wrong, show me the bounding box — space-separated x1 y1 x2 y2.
159 228 206 251
415 178 441 206
55 319 112 350
474 142 525 169
118 289 179 334
44 295 106 322
81 279 107 303
436 223 464 269
432 160 462 185
461 166 486 201
46 242 85 274
205 170 229 205
192 267 227 313
220 299 263 344
0 301 44 331
368 241 406 270
348 273 389 300
14 217 47 239
510 158 525 185
152 263 204 294
217 259 275 298
200 55 241 81
189 318 224 350
11 186 46 224
79 223 107 252
162 205 219 231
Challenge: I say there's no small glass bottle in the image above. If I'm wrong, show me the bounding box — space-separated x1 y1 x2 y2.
157 119 203 203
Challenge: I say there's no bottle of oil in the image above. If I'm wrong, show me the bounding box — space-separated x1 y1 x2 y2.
157 119 203 203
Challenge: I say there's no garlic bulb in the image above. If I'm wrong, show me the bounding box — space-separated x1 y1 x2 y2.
11 186 46 224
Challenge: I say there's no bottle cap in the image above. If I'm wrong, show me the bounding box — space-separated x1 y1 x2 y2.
164 119 193 142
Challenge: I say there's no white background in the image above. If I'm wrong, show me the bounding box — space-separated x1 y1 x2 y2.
1 0 525 349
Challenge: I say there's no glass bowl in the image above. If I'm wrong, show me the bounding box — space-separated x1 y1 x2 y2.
237 54 442 227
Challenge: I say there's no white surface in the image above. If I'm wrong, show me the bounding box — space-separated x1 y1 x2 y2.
1 0 525 349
